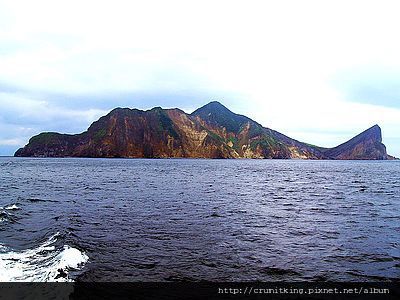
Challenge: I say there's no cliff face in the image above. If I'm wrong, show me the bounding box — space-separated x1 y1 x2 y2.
322 125 388 160
14 102 390 160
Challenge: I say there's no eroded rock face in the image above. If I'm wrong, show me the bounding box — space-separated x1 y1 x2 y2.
14 102 391 160
322 125 388 160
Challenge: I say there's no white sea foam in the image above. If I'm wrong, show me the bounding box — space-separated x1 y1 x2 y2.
0 232 88 282
0 244 9 252
5 204 19 210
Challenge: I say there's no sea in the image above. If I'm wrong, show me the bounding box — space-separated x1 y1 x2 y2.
0 157 399 282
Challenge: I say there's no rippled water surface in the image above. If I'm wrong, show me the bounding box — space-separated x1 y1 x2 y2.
1 158 399 282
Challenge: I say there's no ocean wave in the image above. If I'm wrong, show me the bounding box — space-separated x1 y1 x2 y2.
0 232 88 282
0 210 17 224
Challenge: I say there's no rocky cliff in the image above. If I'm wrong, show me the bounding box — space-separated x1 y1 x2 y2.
14 101 390 160
322 125 388 160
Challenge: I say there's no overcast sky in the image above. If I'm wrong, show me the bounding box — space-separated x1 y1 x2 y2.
1 0 400 156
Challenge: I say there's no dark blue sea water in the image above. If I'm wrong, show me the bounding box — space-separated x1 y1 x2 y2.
0 158 399 282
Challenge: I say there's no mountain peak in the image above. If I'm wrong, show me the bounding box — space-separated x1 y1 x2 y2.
206 100 226 107
363 124 382 142
191 101 252 133
193 101 231 113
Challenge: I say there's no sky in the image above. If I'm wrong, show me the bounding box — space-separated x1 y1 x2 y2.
1 0 400 157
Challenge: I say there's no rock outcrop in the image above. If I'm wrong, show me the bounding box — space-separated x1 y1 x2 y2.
14 101 391 160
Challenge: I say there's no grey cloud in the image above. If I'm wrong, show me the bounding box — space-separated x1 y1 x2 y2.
333 67 400 108
0 79 242 111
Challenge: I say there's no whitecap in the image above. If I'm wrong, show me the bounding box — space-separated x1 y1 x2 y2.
5 204 19 210
0 244 9 252
0 232 88 282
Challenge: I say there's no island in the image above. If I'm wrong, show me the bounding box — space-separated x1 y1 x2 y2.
15 101 394 160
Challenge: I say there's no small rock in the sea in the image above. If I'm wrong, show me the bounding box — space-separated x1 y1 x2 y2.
55 268 68 279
